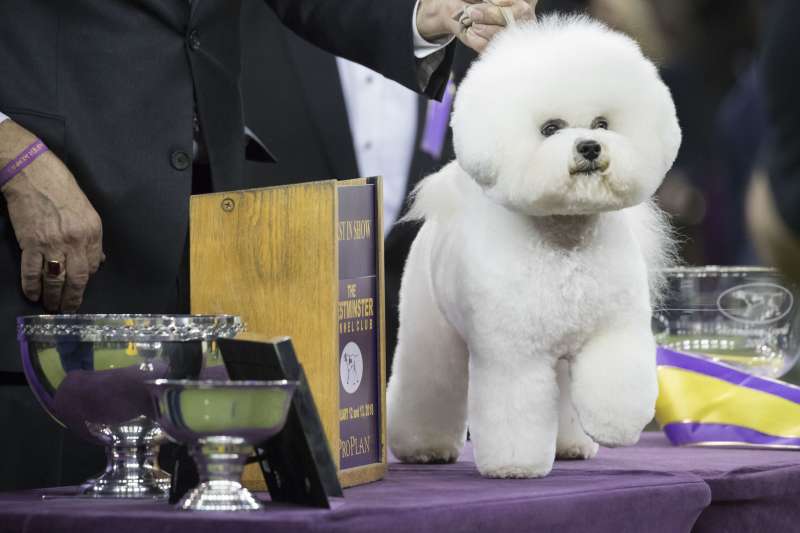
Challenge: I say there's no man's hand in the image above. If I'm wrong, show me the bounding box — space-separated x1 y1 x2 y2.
0 120 104 312
417 0 537 53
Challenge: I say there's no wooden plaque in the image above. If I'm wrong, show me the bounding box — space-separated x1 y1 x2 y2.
190 177 387 488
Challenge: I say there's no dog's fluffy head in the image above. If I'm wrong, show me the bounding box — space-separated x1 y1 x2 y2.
451 16 681 215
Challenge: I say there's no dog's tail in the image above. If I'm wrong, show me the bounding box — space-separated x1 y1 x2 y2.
402 161 466 222
626 200 680 306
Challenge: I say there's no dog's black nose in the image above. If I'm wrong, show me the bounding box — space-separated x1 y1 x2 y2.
576 140 602 161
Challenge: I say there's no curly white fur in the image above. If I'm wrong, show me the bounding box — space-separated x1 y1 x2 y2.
387 16 681 478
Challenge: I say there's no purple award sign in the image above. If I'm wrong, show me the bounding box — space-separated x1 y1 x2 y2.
337 184 381 469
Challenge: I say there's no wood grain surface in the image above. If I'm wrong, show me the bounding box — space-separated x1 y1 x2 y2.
191 181 340 462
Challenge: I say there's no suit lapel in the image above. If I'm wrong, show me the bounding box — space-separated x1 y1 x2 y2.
285 34 359 180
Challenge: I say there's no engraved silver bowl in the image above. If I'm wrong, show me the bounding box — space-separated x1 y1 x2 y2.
146 379 297 511
17 314 243 498
653 266 800 378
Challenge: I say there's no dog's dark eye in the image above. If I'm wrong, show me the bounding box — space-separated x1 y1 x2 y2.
540 119 566 137
592 117 609 130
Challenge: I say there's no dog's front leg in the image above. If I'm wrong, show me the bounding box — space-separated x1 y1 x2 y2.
568 315 658 447
387 225 469 464
387 316 469 464
469 350 559 478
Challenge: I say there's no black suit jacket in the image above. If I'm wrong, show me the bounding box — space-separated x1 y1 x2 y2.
0 0 453 373
240 0 473 366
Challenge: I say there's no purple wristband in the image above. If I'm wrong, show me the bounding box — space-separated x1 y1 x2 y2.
0 139 49 188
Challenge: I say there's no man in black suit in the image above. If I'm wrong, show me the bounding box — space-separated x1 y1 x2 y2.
0 0 534 490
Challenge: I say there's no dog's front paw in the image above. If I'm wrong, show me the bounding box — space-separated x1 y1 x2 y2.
556 439 599 460
577 407 650 447
392 444 461 464
478 462 553 479
389 423 465 464
570 357 657 448
474 444 555 478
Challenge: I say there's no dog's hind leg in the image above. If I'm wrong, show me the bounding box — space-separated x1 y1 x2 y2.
387 224 469 464
555 358 599 459
568 315 658 447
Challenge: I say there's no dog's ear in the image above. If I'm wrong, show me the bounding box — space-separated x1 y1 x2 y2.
457 150 499 188
659 112 682 174
451 109 500 188
642 61 682 177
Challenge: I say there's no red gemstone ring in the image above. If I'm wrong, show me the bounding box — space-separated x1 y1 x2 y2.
44 260 64 278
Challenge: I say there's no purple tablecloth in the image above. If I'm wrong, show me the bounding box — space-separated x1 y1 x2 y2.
593 434 800 533
0 433 797 533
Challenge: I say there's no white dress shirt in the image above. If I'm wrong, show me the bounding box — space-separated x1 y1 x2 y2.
337 59 419 236
340 0 454 236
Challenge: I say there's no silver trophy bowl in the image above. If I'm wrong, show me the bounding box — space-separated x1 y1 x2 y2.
653 266 800 378
146 379 297 511
17 314 243 498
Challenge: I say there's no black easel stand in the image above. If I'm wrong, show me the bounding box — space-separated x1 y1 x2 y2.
219 336 343 508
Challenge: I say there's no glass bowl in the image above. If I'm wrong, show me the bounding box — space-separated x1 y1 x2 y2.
653 266 800 378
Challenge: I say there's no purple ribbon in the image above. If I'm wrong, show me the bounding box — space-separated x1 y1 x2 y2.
0 139 49 188
657 347 800 405
663 422 800 448
420 79 455 159
657 346 800 448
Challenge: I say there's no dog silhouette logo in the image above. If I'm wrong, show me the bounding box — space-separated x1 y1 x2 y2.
717 283 793 325
340 341 364 394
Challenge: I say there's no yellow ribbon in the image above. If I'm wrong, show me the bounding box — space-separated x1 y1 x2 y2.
655 366 800 439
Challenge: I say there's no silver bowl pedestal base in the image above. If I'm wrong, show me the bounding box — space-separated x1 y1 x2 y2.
82 417 170 498
180 436 261 511
179 480 261 511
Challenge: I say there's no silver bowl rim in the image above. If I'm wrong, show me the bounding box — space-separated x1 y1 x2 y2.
17 314 244 342
146 379 298 389
658 265 780 277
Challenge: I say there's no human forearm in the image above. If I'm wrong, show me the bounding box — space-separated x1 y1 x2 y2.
263 0 534 97
266 0 424 93
0 117 105 311
0 120 41 193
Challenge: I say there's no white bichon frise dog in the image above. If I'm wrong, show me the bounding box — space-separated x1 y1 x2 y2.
387 16 681 478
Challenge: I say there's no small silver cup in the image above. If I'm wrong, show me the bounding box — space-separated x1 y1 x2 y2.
146 379 297 511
